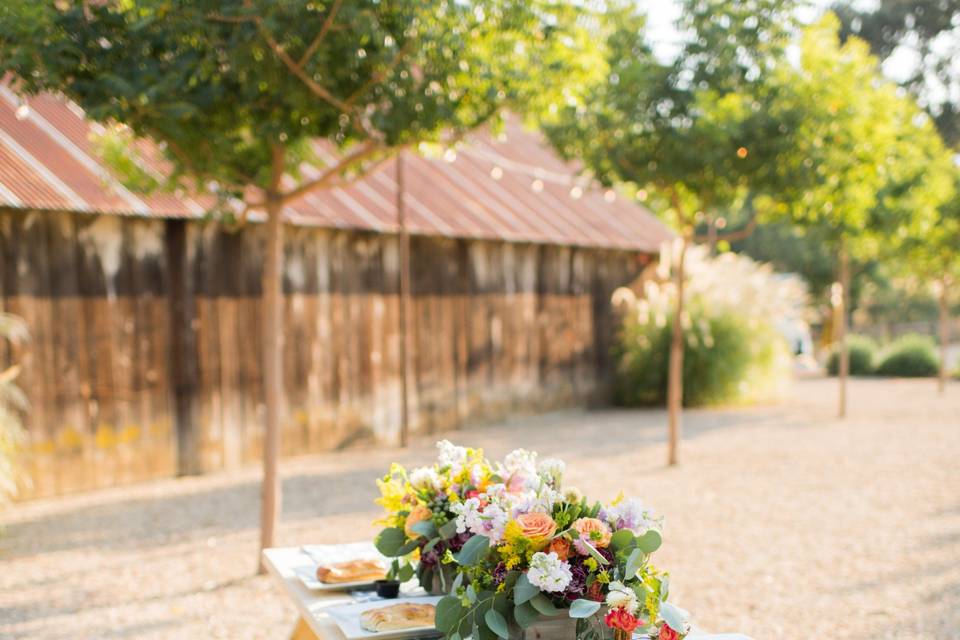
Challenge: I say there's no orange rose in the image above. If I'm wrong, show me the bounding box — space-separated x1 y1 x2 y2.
404 505 433 538
515 512 557 549
547 537 572 561
571 517 612 554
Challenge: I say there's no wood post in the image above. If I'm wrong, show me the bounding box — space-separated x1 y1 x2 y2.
396 152 411 447
164 219 201 476
836 245 850 419
259 147 286 573
938 278 950 395
667 236 687 466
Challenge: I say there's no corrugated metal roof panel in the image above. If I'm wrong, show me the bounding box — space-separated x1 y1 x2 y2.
0 91 672 252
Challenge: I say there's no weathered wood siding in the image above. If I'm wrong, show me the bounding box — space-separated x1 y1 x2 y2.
0 209 646 498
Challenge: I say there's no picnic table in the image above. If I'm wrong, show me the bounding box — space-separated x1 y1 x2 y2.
263 545 749 640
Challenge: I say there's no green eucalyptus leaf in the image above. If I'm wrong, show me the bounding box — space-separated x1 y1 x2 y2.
484 609 510 639
636 529 662 554
410 520 439 539
375 527 406 557
568 599 602 618
466 584 478 603
397 563 415 582
625 548 644 578
659 602 688 632
439 520 460 540
514 573 540 605
610 529 635 552
514 601 540 629
530 594 563 617
454 535 489 566
436 595 464 633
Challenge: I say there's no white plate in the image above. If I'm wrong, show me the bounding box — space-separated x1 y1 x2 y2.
295 542 389 591
326 596 443 640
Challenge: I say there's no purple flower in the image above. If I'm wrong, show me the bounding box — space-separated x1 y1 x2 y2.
563 560 587 601
491 562 507 587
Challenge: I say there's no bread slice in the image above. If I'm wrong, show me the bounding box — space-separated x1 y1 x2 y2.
359 603 436 633
316 559 386 584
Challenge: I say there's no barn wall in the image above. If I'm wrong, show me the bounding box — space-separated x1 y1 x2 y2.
0 209 645 498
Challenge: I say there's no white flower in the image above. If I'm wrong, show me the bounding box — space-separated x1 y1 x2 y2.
526 552 572 593
451 497 509 544
602 497 658 533
605 581 639 613
537 458 565 488
409 467 443 492
563 487 583 504
437 440 468 473
501 448 539 492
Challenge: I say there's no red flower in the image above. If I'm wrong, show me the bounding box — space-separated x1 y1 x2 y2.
465 489 481 499
659 624 680 640
604 609 642 633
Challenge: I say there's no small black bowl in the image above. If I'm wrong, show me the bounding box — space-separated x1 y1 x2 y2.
374 579 401 599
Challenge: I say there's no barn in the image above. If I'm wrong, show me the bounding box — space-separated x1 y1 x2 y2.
0 92 671 498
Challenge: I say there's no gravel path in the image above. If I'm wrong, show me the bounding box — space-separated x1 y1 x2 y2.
1 377 958 639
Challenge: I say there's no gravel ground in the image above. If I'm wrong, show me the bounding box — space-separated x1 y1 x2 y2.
1 377 958 640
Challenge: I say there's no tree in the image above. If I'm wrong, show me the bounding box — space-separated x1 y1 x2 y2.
0 0 597 569
760 14 955 415
544 0 799 465
835 1 960 391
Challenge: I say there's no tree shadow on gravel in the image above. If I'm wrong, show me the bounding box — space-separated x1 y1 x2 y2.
0 403 799 561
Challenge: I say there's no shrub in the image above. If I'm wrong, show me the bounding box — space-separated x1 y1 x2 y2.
826 334 878 376
875 334 939 377
612 249 799 407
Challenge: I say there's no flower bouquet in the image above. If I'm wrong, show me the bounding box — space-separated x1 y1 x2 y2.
374 441 497 594
374 442 691 640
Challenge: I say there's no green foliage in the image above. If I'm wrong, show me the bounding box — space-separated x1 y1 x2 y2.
544 0 799 226
614 307 773 407
0 313 28 504
0 0 599 198
826 335 878 377
875 334 939 378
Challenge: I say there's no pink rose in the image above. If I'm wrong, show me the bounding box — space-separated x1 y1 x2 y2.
571 517 612 554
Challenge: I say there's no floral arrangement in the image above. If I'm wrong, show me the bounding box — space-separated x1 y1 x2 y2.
374 441 497 592
374 441 691 640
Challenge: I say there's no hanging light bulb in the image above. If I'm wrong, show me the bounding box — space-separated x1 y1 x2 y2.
490 166 503 180
569 186 583 199
531 179 544 192
443 149 457 163
15 103 30 121
604 190 616 203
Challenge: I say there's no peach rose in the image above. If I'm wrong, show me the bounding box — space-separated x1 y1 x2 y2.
571 517 612 554
404 505 433 538
515 512 557 548
547 537 572 561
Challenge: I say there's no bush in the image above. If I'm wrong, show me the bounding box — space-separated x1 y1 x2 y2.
826 334 878 376
875 334 939 377
611 249 799 408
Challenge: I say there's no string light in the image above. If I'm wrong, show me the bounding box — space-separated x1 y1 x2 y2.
15 103 29 120
531 179 544 192
604 190 616 203
490 166 503 180
736 147 748 158
443 149 457 163
570 186 583 199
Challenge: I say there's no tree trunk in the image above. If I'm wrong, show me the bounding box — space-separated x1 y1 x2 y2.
258 148 286 573
667 237 687 466
938 279 950 395
396 151 411 446
836 245 850 419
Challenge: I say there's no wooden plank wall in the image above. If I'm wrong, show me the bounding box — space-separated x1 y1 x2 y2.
0 209 645 498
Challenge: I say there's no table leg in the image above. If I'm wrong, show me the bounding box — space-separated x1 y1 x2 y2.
291 616 320 640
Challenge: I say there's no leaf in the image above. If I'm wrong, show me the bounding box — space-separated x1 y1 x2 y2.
624 548 644 579
484 609 510 639
514 573 540 605
435 596 464 633
375 527 407 556
439 520 460 540
397 563 415 582
568 599 602 619
451 571 464 592
454 535 489 565
423 537 441 554
397 539 421 555
636 529 662 554
410 520 439 539
530 594 563 617
466 584 478 603
610 529 635 552
582 541 610 566
659 602 689 632
514 601 540 629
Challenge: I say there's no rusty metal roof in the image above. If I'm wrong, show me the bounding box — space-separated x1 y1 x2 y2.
0 89 671 252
